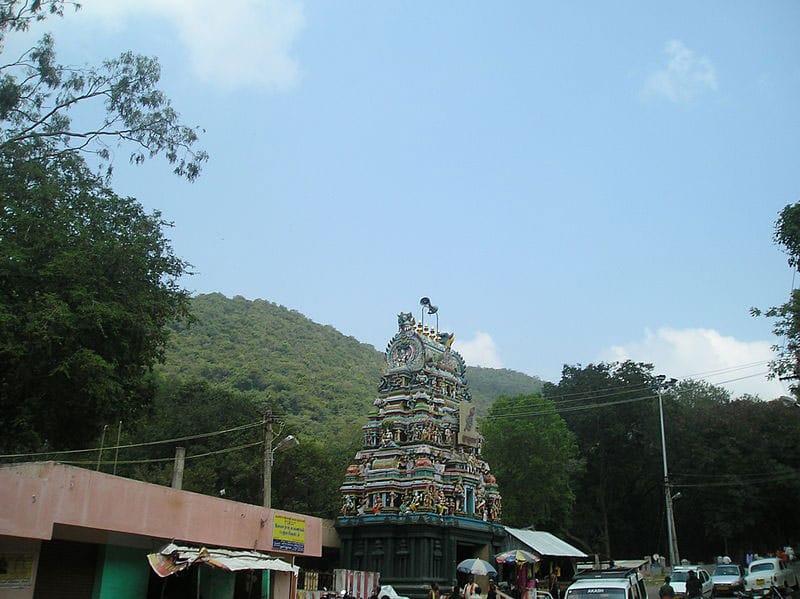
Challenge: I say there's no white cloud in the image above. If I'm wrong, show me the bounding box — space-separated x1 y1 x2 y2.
642 40 718 103
79 0 304 91
455 332 504 369
599 327 784 399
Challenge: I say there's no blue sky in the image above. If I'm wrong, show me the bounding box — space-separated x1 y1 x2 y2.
14 1 800 398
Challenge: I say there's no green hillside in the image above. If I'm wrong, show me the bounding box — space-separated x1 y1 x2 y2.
159 293 545 434
467 366 544 415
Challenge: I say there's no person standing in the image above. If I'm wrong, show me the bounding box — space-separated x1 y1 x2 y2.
659 576 675 599
548 571 559 599
686 571 702 599
463 576 478 599
429 583 440 599
487 581 497 599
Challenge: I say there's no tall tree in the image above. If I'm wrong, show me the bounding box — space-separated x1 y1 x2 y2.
0 148 191 452
480 393 580 533
543 361 663 559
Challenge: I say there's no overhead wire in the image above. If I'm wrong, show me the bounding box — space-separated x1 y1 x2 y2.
0 420 263 460
674 472 799 488
57 440 264 466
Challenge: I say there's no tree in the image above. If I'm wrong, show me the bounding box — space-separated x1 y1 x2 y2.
0 148 192 452
752 202 800 395
480 393 580 532
1 0 207 179
543 361 663 559
117 380 264 503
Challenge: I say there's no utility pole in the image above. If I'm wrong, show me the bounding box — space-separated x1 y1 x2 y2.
172 447 186 490
263 410 274 509
657 375 680 567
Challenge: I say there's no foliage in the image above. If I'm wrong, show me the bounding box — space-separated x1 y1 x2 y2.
115 380 264 504
544 361 800 561
0 0 207 179
543 361 664 559
272 434 362 518
480 393 579 532
106 378 369 518
752 202 800 394
158 293 386 440
665 392 800 560
0 147 191 452
159 294 546 442
0 1 77 42
467 366 543 416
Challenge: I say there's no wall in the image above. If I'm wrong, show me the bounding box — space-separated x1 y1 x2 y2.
199 567 235 599
91 545 150 599
0 537 40 599
0 462 323 557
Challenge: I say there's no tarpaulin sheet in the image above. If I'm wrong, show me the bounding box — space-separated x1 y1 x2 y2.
147 543 299 578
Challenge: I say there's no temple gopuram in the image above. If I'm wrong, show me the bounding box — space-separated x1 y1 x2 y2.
335 307 506 598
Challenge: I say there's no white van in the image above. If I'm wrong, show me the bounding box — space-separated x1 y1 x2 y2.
563 569 647 599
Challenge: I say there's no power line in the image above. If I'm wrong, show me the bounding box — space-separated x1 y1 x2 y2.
674 467 799 480
0 420 262 459
674 472 799 488
487 370 771 420
677 360 769 380
56 440 264 466
484 393 656 420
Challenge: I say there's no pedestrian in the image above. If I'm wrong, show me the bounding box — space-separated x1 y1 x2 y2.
463 576 479 599
686 571 702 599
429 583 440 599
549 571 559 599
659 576 675 599
488 581 498 599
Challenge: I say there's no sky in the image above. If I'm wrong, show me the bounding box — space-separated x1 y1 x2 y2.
11 1 800 399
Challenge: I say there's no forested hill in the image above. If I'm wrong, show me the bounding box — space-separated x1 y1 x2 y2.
159 294 545 435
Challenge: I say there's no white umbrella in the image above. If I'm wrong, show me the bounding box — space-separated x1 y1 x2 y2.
457 558 497 576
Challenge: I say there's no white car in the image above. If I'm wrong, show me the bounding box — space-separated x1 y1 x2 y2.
671 567 713 599
711 564 744 596
743 558 799 597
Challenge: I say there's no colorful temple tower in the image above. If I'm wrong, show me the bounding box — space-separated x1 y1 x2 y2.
335 309 505 597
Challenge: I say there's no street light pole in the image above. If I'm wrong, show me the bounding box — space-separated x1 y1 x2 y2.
657 375 680 567
262 411 299 509
263 411 274 509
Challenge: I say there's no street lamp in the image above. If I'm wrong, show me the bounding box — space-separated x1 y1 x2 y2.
262 412 299 509
656 375 680 568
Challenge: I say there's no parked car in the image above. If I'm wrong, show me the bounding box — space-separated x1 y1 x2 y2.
671 567 713 599
743 558 799 598
563 568 647 599
711 564 744 596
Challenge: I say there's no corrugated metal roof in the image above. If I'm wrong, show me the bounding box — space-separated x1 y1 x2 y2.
505 527 588 558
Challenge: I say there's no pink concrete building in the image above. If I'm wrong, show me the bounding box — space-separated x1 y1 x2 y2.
0 462 323 599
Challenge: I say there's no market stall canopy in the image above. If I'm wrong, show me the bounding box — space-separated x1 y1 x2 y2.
147 543 299 578
504 527 587 558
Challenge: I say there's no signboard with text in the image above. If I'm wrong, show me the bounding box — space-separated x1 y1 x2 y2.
272 515 306 553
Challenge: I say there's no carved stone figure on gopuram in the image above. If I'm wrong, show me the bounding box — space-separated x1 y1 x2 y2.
338 311 502 523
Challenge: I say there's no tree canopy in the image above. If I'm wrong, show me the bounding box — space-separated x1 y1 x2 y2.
480 393 579 532
0 148 192 452
0 0 207 179
751 202 800 395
